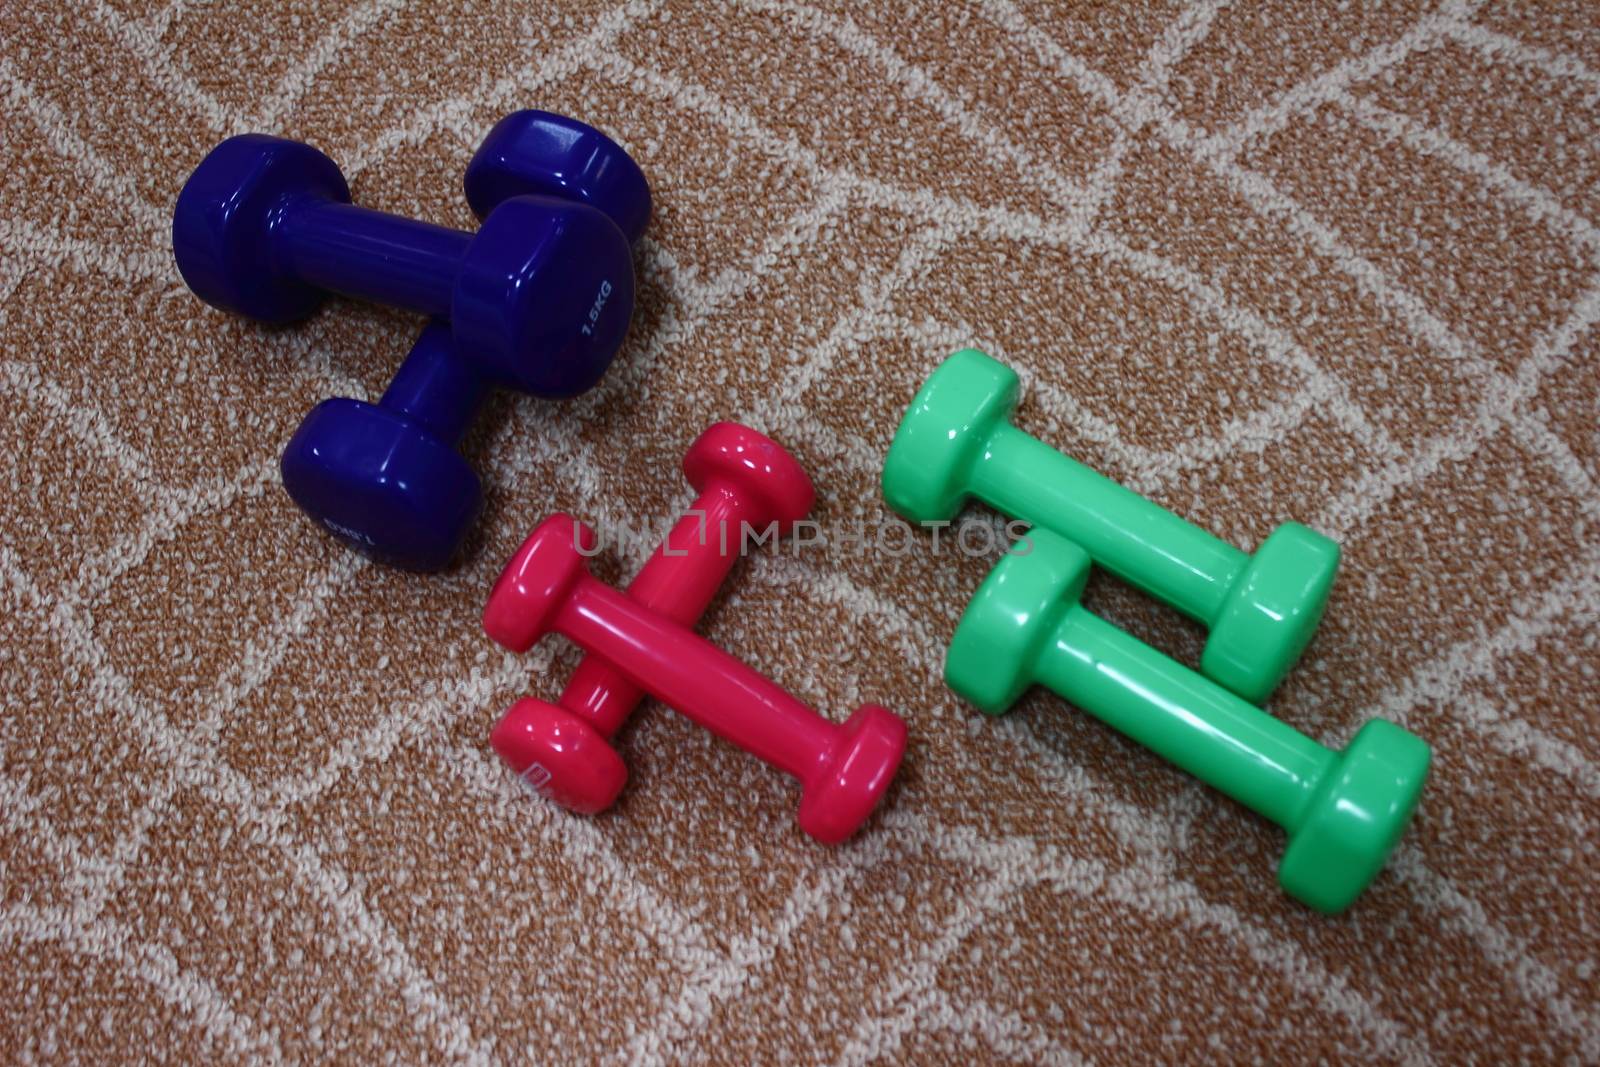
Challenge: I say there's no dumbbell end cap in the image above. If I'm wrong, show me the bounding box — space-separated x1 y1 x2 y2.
1279 719 1430 913
454 197 636 398
882 348 1019 524
173 134 349 323
797 704 907 844
281 398 480 572
483 514 596 652
946 529 1091 715
1205 523 1341 703
466 110 652 244
685 423 815 532
491 698 628 815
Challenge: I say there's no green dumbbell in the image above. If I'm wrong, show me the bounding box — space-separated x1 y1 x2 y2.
947 527 1428 913
883 348 1340 704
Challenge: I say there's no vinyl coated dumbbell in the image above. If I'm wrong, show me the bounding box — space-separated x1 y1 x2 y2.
947 527 1428 913
883 348 1340 704
263 112 652 570
490 422 815 813
484 515 906 843
173 113 644 396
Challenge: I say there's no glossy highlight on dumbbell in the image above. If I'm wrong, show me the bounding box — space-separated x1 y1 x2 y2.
254 111 651 570
883 348 1340 704
173 116 642 398
484 515 905 843
490 423 815 814
947 528 1428 913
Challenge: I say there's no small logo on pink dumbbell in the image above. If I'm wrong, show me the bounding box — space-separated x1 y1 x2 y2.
516 762 554 798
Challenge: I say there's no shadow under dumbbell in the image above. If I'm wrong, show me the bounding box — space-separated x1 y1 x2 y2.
454 236 668 579
317 299 421 391
451 388 539 573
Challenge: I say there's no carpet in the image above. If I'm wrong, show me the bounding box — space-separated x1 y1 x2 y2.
3 0 1597 1062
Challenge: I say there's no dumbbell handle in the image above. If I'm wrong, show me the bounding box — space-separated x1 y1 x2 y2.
276 199 472 319
1035 604 1335 829
976 422 1247 624
377 322 489 447
553 572 838 782
560 489 757 736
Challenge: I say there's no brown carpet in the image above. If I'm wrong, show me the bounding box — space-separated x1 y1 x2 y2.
3 1 1598 1062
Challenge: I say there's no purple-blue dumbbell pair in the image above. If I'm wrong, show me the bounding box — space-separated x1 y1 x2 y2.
172 112 652 571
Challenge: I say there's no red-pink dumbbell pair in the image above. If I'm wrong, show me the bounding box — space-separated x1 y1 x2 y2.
483 424 906 844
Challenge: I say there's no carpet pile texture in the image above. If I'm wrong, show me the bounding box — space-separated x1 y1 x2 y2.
3 1 1598 1062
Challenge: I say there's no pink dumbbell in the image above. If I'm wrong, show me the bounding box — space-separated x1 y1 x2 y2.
489 423 814 814
484 514 907 843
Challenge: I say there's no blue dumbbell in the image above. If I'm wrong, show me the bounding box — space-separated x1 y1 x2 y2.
173 112 650 570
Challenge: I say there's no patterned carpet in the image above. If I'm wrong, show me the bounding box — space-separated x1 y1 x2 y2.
3 1 1598 1062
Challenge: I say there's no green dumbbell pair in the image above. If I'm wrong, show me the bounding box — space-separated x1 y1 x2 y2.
883 350 1429 913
